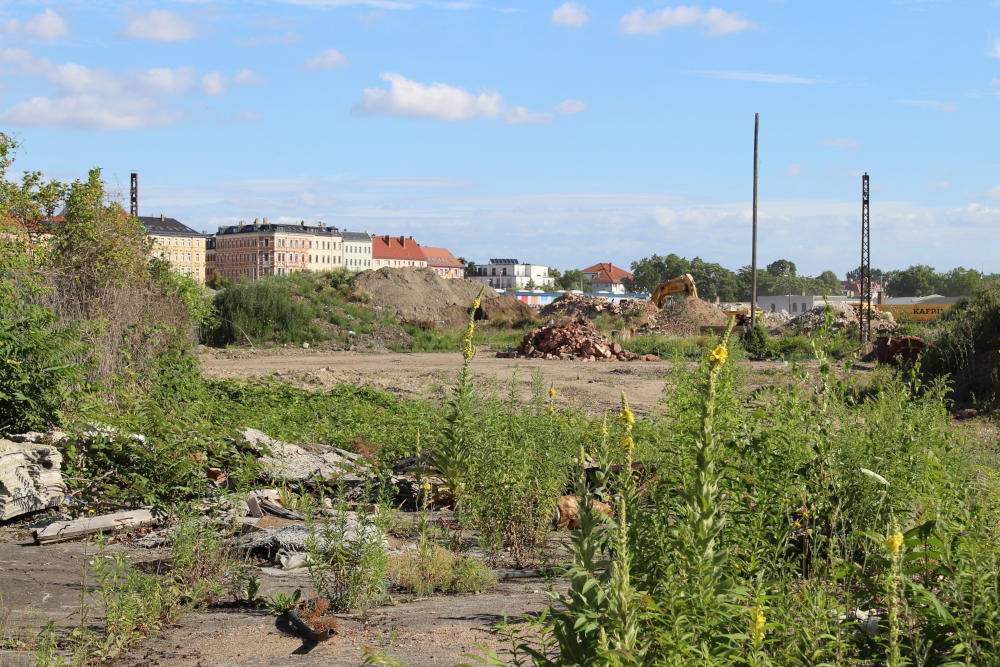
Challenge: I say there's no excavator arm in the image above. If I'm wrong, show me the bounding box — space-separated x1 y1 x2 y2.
650 274 698 308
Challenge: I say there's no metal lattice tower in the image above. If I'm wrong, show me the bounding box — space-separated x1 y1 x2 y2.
860 173 871 344
130 172 138 217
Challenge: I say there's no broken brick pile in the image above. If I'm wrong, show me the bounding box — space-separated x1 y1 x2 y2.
497 316 658 361
539 293 655 320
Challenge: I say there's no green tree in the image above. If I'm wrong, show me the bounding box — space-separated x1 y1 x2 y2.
0 134 84 430
940 267 983 297
817 270 841 294
886 264 941 297
557 269 591 292
766 259 797 278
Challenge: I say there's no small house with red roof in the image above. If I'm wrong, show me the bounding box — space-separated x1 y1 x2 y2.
421 246 463 279
580 262 634 294
372 235 428 269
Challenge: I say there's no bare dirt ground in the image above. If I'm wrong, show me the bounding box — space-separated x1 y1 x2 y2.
201 347 691 416
198 346 847 416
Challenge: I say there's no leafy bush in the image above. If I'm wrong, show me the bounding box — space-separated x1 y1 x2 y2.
205 276 320 346
388 545 496 595
922 280 1000 403
740 323 770 360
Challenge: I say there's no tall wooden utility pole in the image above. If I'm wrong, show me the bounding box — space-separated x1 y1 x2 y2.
750 113 759 331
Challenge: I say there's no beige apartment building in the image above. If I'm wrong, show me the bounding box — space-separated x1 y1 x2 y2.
140 215 206 284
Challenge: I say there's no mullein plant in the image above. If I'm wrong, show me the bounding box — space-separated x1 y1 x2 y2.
672 318 740 655
519 408 652 666
431 285 485 506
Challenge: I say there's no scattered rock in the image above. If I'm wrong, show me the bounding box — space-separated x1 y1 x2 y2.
232 520 387 563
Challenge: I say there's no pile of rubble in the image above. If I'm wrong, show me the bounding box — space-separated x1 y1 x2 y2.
635 297 730 336
498 316 658 361
540 293 655 321
775 304 897 335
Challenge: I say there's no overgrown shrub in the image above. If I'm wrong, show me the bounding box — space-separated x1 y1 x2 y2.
205 276 320 346
922 280 1000 403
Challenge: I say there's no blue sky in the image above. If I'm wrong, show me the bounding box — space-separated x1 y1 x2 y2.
2 1 999 276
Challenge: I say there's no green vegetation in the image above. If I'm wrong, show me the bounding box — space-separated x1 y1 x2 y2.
922 280 1000 403
6 136 1000 664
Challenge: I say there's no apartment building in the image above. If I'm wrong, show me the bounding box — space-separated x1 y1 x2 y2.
141 214 206 284
421 246 463 278
372 235 427 269
343 231 373 271
472 258 554 290
213 218 347 281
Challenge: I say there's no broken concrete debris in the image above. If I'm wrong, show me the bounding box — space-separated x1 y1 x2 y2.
498 317 658 362
34 508 157 544
0 436 66 522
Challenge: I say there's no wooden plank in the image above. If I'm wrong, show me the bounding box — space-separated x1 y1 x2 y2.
34 509 156 544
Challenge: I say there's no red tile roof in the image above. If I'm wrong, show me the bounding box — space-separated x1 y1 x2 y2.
420 246 462 268
581 262 633 284
372 234 426 262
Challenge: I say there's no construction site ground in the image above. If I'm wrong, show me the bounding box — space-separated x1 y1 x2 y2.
0 521 558 667
198 347 860 416
4 350 997 666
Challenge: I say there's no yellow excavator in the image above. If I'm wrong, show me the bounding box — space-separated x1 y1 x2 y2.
649 273 698 308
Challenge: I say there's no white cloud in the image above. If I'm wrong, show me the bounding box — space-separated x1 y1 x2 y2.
24 9 70 40
991 40 1000 58
698 71 819 84
237 31 302 46
120 10 196 42
986 184 1000 199
898 99 958 113
354 72 551 124
555 98 587 115
821 137 860 150
137 67 196 95
234 69 266 86
620 6 751 36
0 94 177 130
785 164 802 177
201 72 226 96
305 48 349 70
47 63 122 95
0 19 20 38
551 2 589 27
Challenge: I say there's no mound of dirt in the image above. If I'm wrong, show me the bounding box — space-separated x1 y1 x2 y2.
540 293 653 321
498 316 658 362
637 297 729 336
439 295 538 327
774 304 896 336
354 268 497 323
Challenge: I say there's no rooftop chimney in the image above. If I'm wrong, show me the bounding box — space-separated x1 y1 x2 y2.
319 221 325 229
262 217 268 225
160 213 164 221
130 172 138 217
301 220 306 228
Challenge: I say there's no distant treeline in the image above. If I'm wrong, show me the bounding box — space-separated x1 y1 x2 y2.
619 254 999 300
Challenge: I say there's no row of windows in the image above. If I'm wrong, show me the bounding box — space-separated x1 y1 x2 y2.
157 250 198 263
154 236 202 247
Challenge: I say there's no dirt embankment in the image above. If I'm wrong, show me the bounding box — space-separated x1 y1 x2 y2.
354 267 537 328
354 268 498 323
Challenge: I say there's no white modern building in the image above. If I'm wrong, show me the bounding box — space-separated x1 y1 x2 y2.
756 294 856 315
472 258 555 290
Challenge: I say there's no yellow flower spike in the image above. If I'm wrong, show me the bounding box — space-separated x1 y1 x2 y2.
886 530 904 553
621 435 635 451
709 343 728 367
752 606 766 641
422 481 431 492
548 406 554 415
548 385 556 397
619 407 635 426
